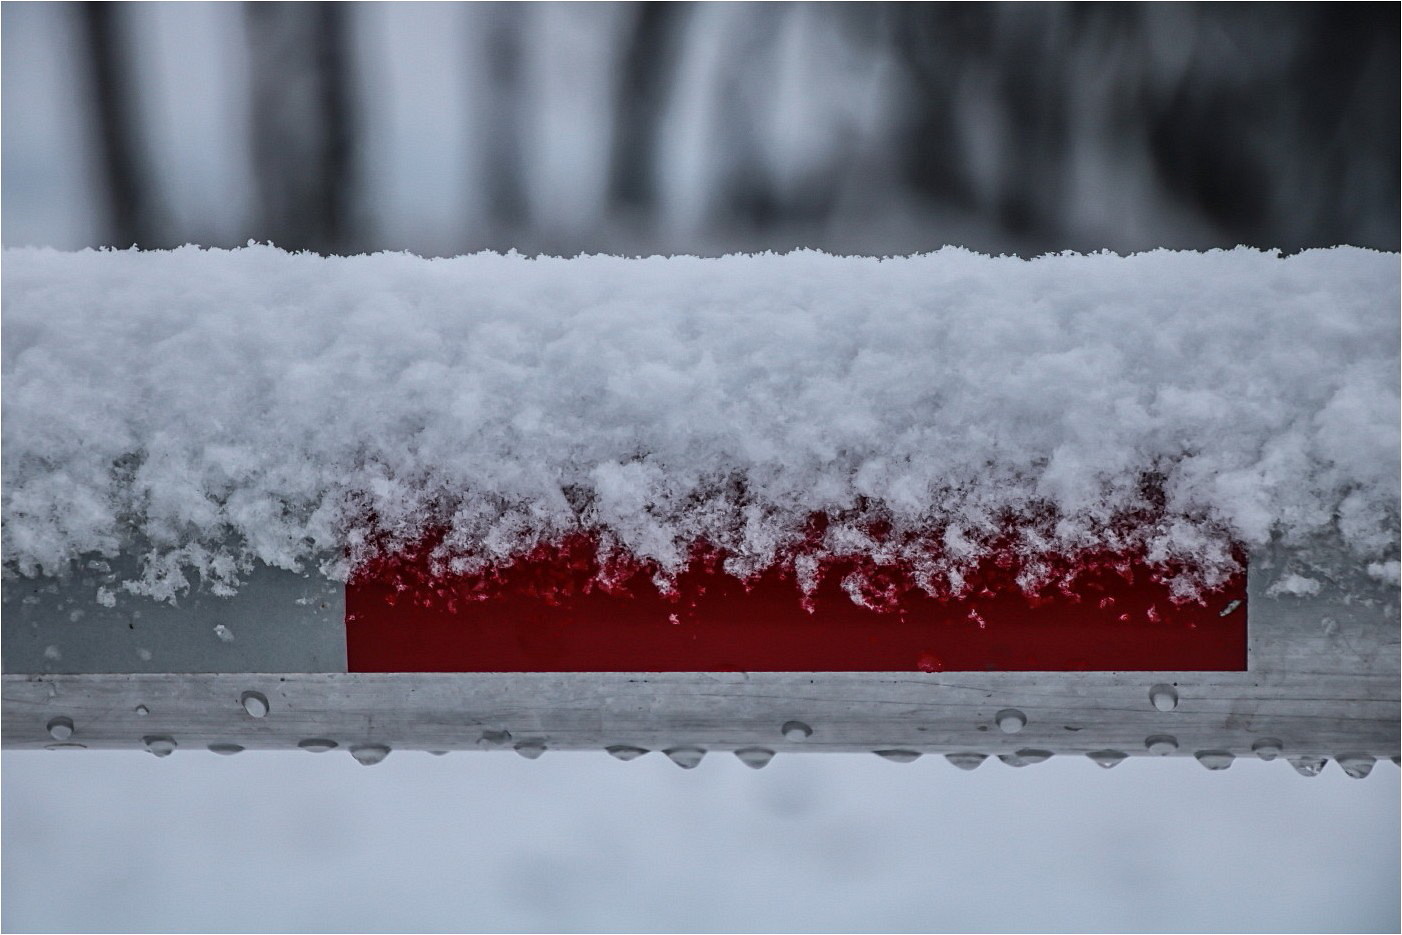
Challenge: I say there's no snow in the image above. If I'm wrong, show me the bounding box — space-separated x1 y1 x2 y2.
1264 573 1322 599
2 245 1397 603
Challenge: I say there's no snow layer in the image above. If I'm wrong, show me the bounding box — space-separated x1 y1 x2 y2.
2 246 1397 602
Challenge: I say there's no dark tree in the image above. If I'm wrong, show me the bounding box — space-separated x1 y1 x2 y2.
607 3 688 218
479 4 530 235
1144 3 1400 252
890 2 1400 253
245 2 358 254
75 2 160 248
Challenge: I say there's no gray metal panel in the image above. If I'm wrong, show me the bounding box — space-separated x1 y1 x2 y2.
2 548 1397 764
1 557 346 674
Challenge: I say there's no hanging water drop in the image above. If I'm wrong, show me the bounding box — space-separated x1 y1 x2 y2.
478 729 512 747
995 709 1026 734
1145 734 1178 755
427 750 449 756
1087 750 1127 769
1195 750 1234 770
240 691 270 718
143 735 177 757
514 740 547 760
1251 738 1284 761
945 753 987 771
298 738 337 753
1149 684 1179 712
208 743 244 756
1335 754 1376 779
46 716 74 741
781 720 812 741
1288 756 1328 777
664 746 706 769
874 749 922 763
350 744 391 766
606 745 649 761
999 749 1052 767
735 748 775 769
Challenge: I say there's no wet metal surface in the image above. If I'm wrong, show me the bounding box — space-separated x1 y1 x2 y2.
2 548 1396 762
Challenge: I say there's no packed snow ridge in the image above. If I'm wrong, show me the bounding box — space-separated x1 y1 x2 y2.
2 246 1397 604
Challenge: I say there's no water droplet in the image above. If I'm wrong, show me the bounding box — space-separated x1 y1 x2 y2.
874 750 922 763
427 750 449 756
478 729 512 747
1087 750 1127 769
240 691 270 718
1251 738 1284 761
995 709 1026 733
1288 755 1328 777
44 743 86 750
1195 750 1234 770
208 743 244 756
143 735 177 757
134 705 149 717
1149 684 1179 712
1219 599 1242 617
213 624 234 643
781 720 812 741
999 749 1053 767
350 744 391 766
514 740 547 760
945 753 987 771
46 716 74 741
606 745 649 761
1145 734 1178 755
43 645 61 661
664 746 706 769
1392 756 1400 767
735 747 775 769
1336 754 1376 779
298 738 337 753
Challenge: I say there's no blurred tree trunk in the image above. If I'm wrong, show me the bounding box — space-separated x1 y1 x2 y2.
480 5 529 236
245 3 357 254
607 3 687 218
75 2 160 248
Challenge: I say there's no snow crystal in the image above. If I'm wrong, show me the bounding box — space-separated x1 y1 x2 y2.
2 245 1397 604
1265 573 1323 599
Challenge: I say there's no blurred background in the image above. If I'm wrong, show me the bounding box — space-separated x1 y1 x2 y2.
3 4 1399 933
3 1 1398 258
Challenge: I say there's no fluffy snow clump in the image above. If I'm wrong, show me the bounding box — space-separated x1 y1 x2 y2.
2 246 1396 602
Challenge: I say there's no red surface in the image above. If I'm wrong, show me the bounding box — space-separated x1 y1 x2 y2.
346 532 1248 673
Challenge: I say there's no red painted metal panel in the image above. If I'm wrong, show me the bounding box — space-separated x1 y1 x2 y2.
346 532 1248 673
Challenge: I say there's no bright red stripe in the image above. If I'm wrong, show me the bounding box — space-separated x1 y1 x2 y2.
346 533 1247 673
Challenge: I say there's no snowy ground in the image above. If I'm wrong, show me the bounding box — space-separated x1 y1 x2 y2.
2 751 1397 933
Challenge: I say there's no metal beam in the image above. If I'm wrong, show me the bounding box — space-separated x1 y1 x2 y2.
3 547 1396 772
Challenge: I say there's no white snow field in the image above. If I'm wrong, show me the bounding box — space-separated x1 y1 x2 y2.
3 246 1397 602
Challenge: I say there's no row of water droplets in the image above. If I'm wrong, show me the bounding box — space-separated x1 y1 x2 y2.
38 681 1392 778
